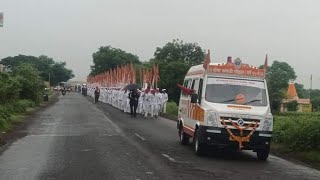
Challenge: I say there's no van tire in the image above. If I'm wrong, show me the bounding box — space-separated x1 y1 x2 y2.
194 129 206 156
257 148 270 161
179 128 189 145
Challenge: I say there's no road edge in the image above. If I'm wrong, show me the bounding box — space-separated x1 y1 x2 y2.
0 92 59 147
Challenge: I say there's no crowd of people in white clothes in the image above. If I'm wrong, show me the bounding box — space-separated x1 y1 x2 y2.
87 86 169 118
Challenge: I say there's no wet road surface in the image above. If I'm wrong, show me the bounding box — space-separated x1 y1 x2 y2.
0 93 319 180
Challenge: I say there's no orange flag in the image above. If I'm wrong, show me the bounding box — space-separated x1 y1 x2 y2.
203 50 211 70
264 54 268 71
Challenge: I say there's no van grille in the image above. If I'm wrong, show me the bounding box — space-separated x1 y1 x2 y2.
220 117 260 129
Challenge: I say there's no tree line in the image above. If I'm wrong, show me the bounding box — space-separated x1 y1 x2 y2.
0 55 74 130
90 39 320 112
1 55 74 86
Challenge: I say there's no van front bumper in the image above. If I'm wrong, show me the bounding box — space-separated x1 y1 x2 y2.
197 125 272 151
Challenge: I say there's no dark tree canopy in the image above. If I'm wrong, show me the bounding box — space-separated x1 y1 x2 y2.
90 46 141 76
266 61 297 112
153 39 205 66
151 39 205 104
0 55 74 86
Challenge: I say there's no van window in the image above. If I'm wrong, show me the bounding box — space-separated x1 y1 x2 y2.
205 77 267 106
184 79 192 88
191 79 195 89
193 79 199 91
183 80 188 87
198 79 203 104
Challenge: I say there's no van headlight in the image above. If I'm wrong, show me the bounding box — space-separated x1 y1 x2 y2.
207 111 218 127
262 115 273 131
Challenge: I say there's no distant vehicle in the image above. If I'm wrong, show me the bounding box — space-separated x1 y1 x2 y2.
177 55 272 161
59 82 72 92
53 86 61 91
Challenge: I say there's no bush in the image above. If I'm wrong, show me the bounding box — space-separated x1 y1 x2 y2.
13 100 35 113
166 101 178 116
287 100 298 111
0 105 12 129
0 73 22 104
273 114 320 151
14 64 45 104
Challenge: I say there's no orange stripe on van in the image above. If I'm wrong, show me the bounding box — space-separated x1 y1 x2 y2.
227 105 252 109
183 125 195 137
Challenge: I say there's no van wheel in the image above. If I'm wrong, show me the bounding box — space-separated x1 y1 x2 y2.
257 148 270 161
179 128 189 145
194 129 206 156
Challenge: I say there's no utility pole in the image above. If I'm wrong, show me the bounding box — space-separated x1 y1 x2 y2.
309 74 312 98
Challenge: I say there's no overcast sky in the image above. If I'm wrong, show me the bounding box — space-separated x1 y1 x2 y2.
0 0 319 88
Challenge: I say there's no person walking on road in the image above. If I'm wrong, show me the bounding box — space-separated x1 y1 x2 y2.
149 89 158 118
129 89 140 117
161 89 168 114
94 86 100 103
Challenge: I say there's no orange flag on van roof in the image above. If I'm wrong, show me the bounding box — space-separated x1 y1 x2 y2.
203 50 211 70
264 54 268 71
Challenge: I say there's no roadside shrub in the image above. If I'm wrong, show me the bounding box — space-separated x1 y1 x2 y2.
14 64 45 104
286 100 298 111
166 101 178 116
0 73 21 104
0 105 12 129
13 100 35 113
274 114 320 151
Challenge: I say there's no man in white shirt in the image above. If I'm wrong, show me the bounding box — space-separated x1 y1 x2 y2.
138 90 144 114
143 89 151 118
161 89 168 114
149 89 158 118
154 89 163 117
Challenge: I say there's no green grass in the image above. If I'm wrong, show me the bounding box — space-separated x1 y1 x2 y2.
164 101 178 120
11 114 26 123
271 143 320 169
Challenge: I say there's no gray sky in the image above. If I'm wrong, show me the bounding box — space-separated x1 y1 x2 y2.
0 0 319 89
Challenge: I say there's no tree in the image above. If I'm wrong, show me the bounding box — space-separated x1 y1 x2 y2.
311 97 320 111
0 55 74 86
310 89 320 111
49 62 74 86
295 83 308 99
151 39 205 104
266 61 297 112
153 39 205 66
287 100 298 111
158 61 190 104
0 72 21 104
13 64 45 104
90 46 141 76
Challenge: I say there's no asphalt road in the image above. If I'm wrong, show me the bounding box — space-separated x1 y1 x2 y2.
0 93 320 180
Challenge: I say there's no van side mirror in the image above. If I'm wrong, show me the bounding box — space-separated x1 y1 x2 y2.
191 94 198 103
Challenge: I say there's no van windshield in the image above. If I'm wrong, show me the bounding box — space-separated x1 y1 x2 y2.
205 77 268 106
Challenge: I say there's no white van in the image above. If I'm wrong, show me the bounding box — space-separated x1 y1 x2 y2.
177 56 273 160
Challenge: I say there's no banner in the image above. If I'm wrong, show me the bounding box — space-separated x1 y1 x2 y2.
0 12 3 27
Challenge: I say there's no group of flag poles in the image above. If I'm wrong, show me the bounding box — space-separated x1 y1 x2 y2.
87 63 160 89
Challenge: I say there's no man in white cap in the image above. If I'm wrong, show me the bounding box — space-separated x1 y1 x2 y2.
149 89 158 118
161 89 168 114
154 89 162 117
137 89 144 114
143 89 151 118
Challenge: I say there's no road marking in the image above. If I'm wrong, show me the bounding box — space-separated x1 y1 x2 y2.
82 149 93 152
162 154 175 162
135 133 146 141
